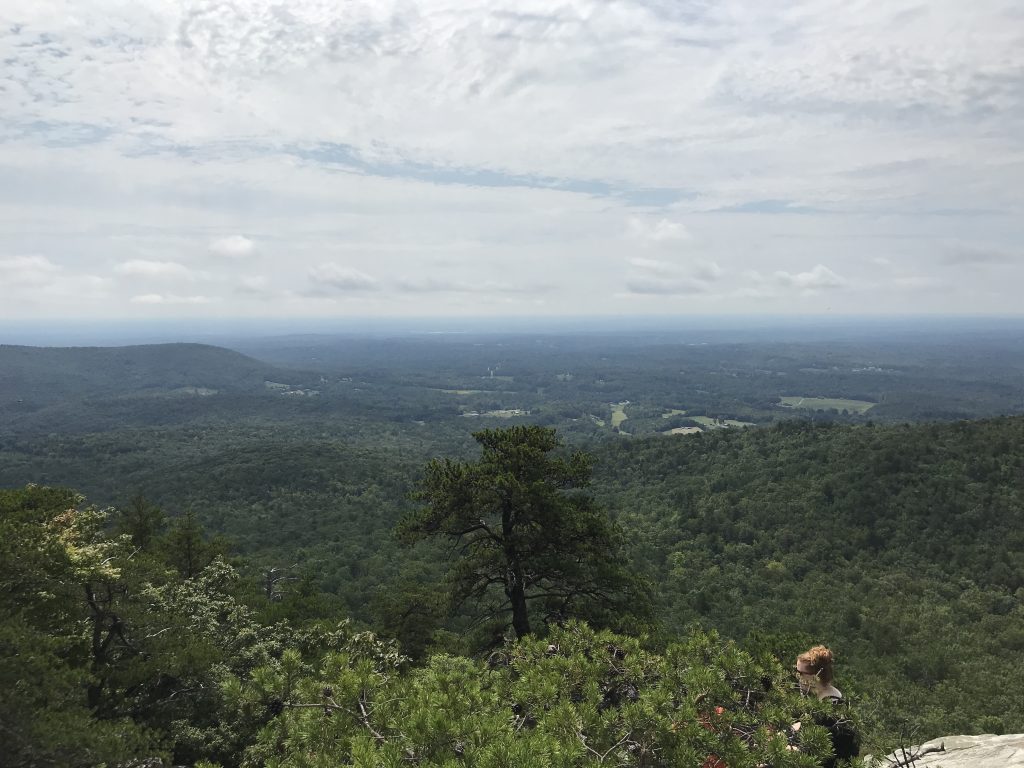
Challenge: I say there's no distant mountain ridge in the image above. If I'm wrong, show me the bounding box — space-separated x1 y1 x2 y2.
0 343 306 405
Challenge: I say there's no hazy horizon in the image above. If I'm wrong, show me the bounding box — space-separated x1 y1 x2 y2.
3 313 1024 348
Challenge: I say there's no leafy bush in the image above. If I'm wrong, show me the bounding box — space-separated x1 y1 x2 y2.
228 622 853 768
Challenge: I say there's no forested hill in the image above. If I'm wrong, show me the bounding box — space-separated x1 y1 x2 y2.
0 343 307 404
590 416 1024 746
596 417 1024 593
0 343 330 437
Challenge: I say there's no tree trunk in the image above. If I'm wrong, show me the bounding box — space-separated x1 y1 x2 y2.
509 571 531 639
501 493 531 639
85 583 107 712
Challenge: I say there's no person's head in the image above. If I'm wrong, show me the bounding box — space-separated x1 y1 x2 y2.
795 645 834 692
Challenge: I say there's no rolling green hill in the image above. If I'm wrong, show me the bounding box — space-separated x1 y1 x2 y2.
0 343 307 404
0 343 329 436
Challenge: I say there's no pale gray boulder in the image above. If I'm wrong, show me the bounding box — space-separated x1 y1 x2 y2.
872 733 1024 767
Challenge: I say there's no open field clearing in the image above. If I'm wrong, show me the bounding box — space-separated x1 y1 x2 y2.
168 387 219 396
779 396 875 413
665 426 702 435
661 409 688 418
691 416 756 428
611 403 629 428
462 409 529 418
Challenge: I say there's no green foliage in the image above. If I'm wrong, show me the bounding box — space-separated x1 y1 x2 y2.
399 426 650 640
0 485 156 766
593 417 1024 749
160 507 230 578
230 622 849 768
369 558 449 660
0 485 290 767
4 334 1024 762
116 493 167 550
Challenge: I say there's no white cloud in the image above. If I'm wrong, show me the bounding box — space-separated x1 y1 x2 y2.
395 277 552 294
731 284 779 300
208 236 256 259
308 263 380 292
891 275 949 290
0 256 115 305
692 261 724 281
129 293 213 305
115 259 200 280
941 244 1018 267
0 255 61 285
394 277 465 293
625 255 724 296
774 264 847 292
625 276 710 296
43 274 112 300
239 275 270 293
628 218 691 244
628 257 676 277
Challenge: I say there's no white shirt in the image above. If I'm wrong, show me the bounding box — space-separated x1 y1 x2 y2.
817 684 843 701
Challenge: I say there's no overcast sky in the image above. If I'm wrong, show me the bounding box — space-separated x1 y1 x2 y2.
1 0 1022 320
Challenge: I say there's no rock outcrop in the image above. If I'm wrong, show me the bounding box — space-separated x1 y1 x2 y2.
876 734 1024 767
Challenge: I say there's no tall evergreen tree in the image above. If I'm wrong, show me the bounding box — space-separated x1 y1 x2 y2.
116 493 166 550
398 426 647 639
160 508 227 578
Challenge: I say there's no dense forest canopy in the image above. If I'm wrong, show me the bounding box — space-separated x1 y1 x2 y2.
0 482 843 767
2 329 1023 765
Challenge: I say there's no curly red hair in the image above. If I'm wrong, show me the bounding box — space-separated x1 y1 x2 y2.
796 645 834 685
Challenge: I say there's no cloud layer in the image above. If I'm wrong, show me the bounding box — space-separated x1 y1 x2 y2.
1 0 1022 317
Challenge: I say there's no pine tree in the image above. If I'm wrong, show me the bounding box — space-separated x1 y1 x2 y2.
160 508 227 578
116 493 166 550
398 426 647 640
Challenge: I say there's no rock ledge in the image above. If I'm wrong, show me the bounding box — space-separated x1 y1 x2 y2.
876 733 1024 767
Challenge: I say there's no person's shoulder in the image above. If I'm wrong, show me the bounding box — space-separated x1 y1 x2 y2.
822 685 844 703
